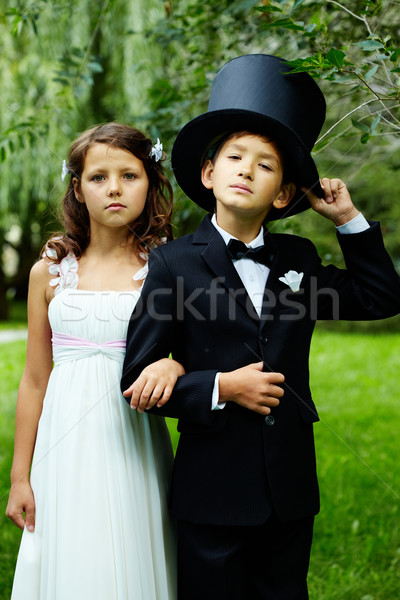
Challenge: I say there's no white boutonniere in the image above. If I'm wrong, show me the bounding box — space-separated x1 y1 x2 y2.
278 270 304 292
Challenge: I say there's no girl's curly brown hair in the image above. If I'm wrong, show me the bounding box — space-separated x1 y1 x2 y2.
43 123 173 262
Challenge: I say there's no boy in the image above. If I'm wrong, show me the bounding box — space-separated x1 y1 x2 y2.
121 55 400 599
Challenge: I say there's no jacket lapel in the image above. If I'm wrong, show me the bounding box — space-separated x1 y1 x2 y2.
260 231 285 322
193 215 259 321
260 231 309 325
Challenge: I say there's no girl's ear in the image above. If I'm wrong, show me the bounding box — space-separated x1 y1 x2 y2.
272 182 296 210
201 159 215 190
72 178 85 204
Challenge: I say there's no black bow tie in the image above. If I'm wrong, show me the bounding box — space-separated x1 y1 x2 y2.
226 239 274 267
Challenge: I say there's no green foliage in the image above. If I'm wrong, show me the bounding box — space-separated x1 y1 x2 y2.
248 0 400 263
0 0 165 317
139 0 400 253
0 0 399 318
139 0 268 234
256 0 400 145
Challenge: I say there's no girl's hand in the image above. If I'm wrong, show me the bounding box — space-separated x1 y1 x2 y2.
123 358 185 412
6 480 36 531
302 178 359 226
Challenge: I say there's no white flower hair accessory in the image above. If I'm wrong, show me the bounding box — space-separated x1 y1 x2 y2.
279 270 304 292
61 160 70 182
150 138 163 162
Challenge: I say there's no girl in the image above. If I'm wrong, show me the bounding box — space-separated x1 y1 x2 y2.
6 123 180 599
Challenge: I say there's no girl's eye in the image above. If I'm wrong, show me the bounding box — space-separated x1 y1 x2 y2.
124 173 136 180
260 163 272 171
92 174 105 182
228 154 241 160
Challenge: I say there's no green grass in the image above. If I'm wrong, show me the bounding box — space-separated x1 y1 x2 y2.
1 330 399 598
308 328 400 599
0 341 27 597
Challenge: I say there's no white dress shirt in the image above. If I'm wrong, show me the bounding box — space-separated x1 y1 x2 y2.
211 214 269 317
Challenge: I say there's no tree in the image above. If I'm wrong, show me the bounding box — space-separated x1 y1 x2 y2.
254 0 400 266
0 0 164 319
141 0 400 264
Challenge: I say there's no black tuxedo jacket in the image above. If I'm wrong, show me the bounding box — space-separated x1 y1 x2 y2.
122 215 400 526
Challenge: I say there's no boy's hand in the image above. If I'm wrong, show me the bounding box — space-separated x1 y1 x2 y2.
123 358 185 412
218 362 284 415
302 178 359 226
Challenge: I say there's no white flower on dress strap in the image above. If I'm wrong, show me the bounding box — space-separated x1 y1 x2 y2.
133 251 149 283
278 270 304 292
133 238 167 284
150 138 163 162
43 247 58 259
48 254 79 295
61 160 70 182
133 263 149 282
42 237 63 260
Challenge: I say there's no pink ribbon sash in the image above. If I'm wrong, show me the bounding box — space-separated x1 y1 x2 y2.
52 331 126 349
52 331 126 364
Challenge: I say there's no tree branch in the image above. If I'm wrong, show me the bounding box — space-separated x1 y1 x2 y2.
317 99 376 143
326 0 393 85
351 71 400 127
326 0 367 26
313 123 353 154
379 108 400 132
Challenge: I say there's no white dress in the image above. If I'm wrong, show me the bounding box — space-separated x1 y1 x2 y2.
11 254 177 599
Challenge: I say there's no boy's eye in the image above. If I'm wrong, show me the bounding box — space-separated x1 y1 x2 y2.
92 174 105 182
228 154 241 160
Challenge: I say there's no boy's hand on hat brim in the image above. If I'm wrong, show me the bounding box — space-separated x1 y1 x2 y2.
301 178 360 227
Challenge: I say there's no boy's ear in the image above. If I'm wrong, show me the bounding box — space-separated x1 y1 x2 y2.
72 178 85 203
201 159 214 190
273 182 296 210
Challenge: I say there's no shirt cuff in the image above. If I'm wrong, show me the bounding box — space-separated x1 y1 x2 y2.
336 212 369 234
211 372 226 410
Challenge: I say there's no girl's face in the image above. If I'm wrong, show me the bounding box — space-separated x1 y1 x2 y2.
73 143 149 232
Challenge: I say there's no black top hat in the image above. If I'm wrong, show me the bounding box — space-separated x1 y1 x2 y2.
171 54 326 220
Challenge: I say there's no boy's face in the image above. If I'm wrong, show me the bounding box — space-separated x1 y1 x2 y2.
201 133 295 226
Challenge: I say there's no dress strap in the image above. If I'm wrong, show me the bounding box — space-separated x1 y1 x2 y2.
132 242 166 284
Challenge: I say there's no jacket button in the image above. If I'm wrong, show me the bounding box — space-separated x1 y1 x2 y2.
264 415 275 426
259 335 268 345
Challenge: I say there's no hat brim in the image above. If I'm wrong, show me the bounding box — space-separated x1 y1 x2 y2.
171 109 323 220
